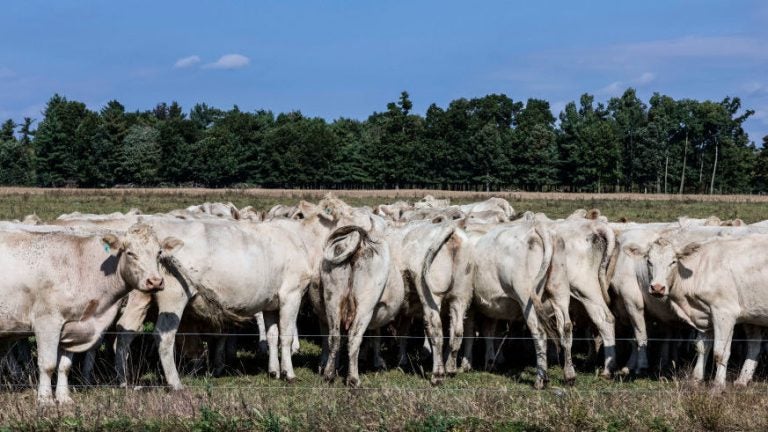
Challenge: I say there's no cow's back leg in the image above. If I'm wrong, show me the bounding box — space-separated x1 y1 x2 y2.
445 297 468 376
519 297 549 389
255 312 268 354
482 318 499 371
735 325 762 386
80 338 101 385
574 288 616 377
114 290 154 387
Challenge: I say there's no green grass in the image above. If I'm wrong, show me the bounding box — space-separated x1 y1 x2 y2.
0 189 766 223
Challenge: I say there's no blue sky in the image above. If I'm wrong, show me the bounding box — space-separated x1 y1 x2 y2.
1 1 767 142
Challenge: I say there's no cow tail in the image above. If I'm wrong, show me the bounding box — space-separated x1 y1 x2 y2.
530 224 559 343
324 225 374 331
595 224 616 305
421 223 457 300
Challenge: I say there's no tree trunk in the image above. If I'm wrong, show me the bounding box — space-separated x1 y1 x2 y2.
664 151 669 195
678 131 688 194
709 141 718 194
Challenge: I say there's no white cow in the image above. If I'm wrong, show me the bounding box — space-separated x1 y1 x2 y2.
319 225 403 386
467 218 563 388
0 223 181 404
643 233 768 388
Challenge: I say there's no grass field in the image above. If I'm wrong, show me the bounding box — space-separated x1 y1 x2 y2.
0 187 766 223
1 188 768 431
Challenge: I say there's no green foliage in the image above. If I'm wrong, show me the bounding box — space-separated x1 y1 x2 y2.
0 90 762 192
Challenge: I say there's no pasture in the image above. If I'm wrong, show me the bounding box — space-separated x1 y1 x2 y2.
2 188 768 431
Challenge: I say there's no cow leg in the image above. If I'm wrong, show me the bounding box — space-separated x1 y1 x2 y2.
735 325 762 387
711 312 736 390
292 332 301 355
346 311 376 388
318 319 330 374
255 312 268 354
578 296 616 377
114 290 154 387
445 298 468 377
154 292 188 391
622 300 649 374
55 350 74 405
396 316 412 369
278 291 303 382
34 320 62 405
460 309 476 372
81 340 100 385
692 331 713 383
522 305 549 390
372 329 386 371
552 302 576 385
212 337 227 377
263 311 281 379
483 318 499 371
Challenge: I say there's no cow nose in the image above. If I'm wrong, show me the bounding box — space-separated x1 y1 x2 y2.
649 283 666 296
146 276 164 291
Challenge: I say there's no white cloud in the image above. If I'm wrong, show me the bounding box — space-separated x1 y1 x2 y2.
597 81 624 96
743 82 768 96
203 54 250 70
635 72 655 85
174 55 201 69
617 36 768 61
597 72 656 96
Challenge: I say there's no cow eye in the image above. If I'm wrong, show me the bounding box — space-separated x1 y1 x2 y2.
670 260 677 266
126 251 137 259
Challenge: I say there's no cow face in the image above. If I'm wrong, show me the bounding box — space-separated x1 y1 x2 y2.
103 224 184 293
645 239 677 298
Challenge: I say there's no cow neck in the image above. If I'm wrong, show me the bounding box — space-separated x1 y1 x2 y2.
94 252 134 316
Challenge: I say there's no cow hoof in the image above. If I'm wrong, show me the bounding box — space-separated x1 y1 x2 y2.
599 371 612 380
268 371 279 379
618 367 630 376
323 373 336 383
709 384 726 395
446 370 457 378
430 374 445 386
533 377 549 390
37 396 56 408
346 377 360 388
734 380 749 388
281 372 296 383
56 395 74 406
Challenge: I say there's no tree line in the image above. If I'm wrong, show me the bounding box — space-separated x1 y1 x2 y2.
1 89 766 193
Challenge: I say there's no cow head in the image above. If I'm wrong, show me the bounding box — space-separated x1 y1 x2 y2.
642 238 701 298
102 224 184 293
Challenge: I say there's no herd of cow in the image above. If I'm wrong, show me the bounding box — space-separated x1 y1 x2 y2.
0 194 766 405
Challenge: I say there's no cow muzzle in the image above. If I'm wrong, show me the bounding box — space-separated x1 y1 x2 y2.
144 276 165 292
649 283 666 297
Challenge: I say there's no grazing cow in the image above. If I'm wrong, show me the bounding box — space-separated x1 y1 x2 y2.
374 201 412 221
0 223 181 404
639 233 768 388
184 202 240 219
265 204 300 220
319 226 403 387
458 197 515 221
414 195 450 209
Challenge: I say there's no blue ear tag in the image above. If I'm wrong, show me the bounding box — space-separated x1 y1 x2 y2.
104 243 111 254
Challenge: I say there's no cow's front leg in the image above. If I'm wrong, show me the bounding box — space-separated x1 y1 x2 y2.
114 290 154 387
711 313 736 390
263 310 280 378
692 331 712 383
278 290 303 382
55 351 74 404
34 320 62 406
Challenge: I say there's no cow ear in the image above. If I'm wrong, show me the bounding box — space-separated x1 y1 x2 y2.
623 244 644 257
102 234 123 254
677 242 701 259
161 237 185 255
